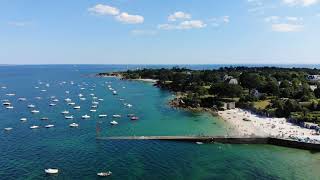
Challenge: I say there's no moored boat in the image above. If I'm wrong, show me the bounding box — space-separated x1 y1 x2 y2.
45 168 59 174
97 171 112 177
69 123 79 127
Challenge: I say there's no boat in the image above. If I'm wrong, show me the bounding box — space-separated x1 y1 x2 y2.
98 114 107 118
127 114 135 117
92 97 98 100
98 98 104 101
61 110 69 114
20 118 27 121
68 102 76 106
64 98 72 102
112 91 117 95
4 127 13 131
30 125 39 129
65 91 70 94
90 93 95 96
40 117 49 120
49 103 56 106
35 97 42 100
31 110 40 113
112 114 121 118
28 104 36 108
110 121 118 125
45 168 59 174
130 116 139 121
73 106 80 109
91 105 98 108
6 106 14 109
40 89 47 92
18 97 27 101
78 94 83 97
126 104 133 108
90 109 97 112
45 124 55 128
6 93 15 96
52 99 59 102
65 116 74 119
2 102 11 106
81 114 90 119
92 101 99 105
196 142 204 145
97 171 112 177
69 123 79 127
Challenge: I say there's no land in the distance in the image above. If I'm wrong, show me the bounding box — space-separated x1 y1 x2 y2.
98 66 320 142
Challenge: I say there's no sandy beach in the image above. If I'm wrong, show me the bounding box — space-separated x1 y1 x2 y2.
219 108 320 143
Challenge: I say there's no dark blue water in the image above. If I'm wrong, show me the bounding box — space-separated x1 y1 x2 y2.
0 65 319 180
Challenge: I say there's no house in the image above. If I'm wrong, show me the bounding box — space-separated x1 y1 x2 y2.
307 75 320 82
222 102 236 110
310 85 318 91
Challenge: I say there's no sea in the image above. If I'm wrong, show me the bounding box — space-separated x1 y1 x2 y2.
0 64 319 180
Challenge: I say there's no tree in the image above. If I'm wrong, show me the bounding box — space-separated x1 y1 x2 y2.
210 83 243 98
239 73 263 90
314 88 320 98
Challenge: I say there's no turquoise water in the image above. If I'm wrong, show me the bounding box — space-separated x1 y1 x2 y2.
0 65 319 180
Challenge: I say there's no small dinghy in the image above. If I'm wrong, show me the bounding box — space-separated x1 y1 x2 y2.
28 104 36 108
81 114 90 119
52 99 59 102
31 110 40 113
80 98 86 101
110 121 118 125
64 98 71 102
45 168 59 174
92 101 99 105
90 109 97 112
69 123 79 128
65 116 74 119
49 103 56 106
6 106 14 109
61 110 69 114
112 114 121 118
68 102 76 106
20 118 27 121
73 106 80 109
30 125 39 129
40 117 49 121
98 114 107 118
45 124 55 128
97 171 112 177
130 116 139 121
196 142 204 145
4 127 13 131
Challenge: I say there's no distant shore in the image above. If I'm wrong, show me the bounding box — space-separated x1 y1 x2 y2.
97 74 158 83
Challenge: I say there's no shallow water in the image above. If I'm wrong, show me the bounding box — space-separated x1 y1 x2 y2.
0 65 319 180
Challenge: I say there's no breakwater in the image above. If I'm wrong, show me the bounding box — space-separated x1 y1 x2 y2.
97 136 320 151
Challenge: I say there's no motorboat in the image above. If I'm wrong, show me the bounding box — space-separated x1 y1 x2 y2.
49 103 56 106
110 121 118 125
35 97 42 100
91 105 98 108
69 123 79 127
90 109 97 112
92 101 99 105
40 89 47 92
73 106 80 109
130 116 139 121
4 127 13 131
98 114 107 118
65 91 70 94
97 171 112 177
98 98 104 101
18 97 27 101
20 118 27 121
40 117 49 120
45 168 59 174
112 114 121 118
126 104 133 108
112 91 117 95
92 97 98 100
61 110 69 114
6 106 14 109
6 93 15 96
28 104 36 108
65 116 74 119
68 102 76 106
2 102 11 106
64 98 72 102
78 94 83 97
45 124 55 128
52 99 59 102
30 125 39 129
80 98 86 101
82 114 90 119
31 110 40 113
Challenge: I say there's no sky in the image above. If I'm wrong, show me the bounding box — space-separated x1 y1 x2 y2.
0 0 320 64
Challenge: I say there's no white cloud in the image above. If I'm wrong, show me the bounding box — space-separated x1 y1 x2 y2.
223 16 230 23
286 16 303 21
88 4 119 16
131 30 157 36
265 16 280 22
282 0 319 6
168 11 191 21
8 21 30 27
271 23 303 32
116 12 144 24
158 20 206 30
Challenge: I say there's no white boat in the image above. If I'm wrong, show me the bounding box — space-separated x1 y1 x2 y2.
20 118 27 121
45 168 59 174
81 114 90 119
49 103 56 106
69 123 79 127
4 127 13 131
28 104 36 108
78 94 83 97
196 142 204 145
90 93 95 96
80 87 85 90
80 98 86 101
110 121 118 125
92 97 98 100
68 102 76 105
90 109 97 112
1 86 7 89
65 91 70 94
112 91 117 95
6 106 14 109
2 102 11 106
61 110 69 114
6 93 15 96
45 124 55 128
92 101 99 105
91 105 98 108
98 114 107 118
126 104 133 108
97 171 112 177
40 117 49 120
35 97 42 100
45 83 50 87
31 110 40 113
73 106 80 109
98 98 104 101
64 98 72 102
18 97 27 101
34 86 39 89
40 89 47 92
112 114 121 118
52 99 59 102
65 116 74 119
30 125 39 129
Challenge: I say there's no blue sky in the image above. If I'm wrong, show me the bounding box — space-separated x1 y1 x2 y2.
0 0 319 64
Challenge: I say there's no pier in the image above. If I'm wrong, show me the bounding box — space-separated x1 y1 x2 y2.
96 136 320 151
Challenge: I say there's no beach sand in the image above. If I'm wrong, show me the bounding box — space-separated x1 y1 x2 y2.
218 108 320 142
